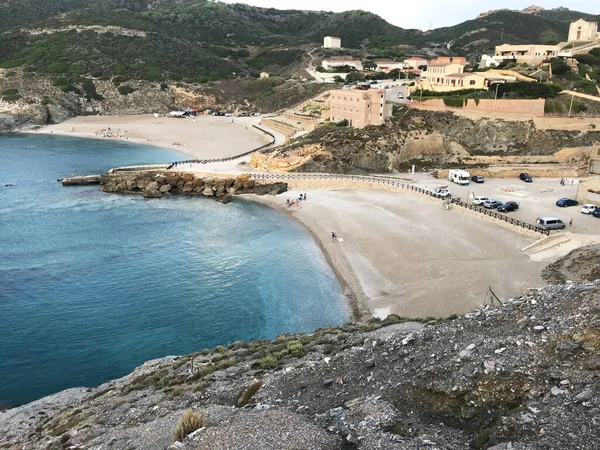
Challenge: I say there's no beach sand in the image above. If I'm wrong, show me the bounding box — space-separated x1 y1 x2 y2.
29 115 271 160
245 190 547 320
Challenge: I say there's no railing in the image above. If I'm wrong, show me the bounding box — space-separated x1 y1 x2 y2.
449 198 550 236
249 172 549 236
166 125 276 169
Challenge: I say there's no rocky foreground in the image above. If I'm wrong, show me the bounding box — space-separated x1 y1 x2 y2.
2 269 600 449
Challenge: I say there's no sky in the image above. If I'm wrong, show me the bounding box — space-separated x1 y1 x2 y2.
219 0 599 30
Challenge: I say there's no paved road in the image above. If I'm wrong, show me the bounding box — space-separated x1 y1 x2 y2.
410 174 600 235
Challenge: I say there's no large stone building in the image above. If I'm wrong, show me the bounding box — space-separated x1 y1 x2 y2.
323 36 342 48
328 89 392 128
493 44 563 65
420 60 517 92
568 19 599 42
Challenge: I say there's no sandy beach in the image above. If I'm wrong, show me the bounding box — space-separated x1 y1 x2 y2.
28 114 271 160
246 190 547 320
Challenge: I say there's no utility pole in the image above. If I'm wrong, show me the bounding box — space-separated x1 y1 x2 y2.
568 92 575 117
494 83 500 111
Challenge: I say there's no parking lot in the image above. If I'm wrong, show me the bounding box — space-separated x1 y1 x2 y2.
412 174 600 235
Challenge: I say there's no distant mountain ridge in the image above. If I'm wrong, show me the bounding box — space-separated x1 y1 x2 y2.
0 1 598 82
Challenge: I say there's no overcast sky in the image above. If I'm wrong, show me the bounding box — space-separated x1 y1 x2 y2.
219 0 599 30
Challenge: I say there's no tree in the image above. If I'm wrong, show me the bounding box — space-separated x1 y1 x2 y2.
550 58 570 75
333 75 344 83
362 60 377 71
346 72 365 83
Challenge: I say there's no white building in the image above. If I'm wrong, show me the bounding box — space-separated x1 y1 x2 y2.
404 57 428 69
568 19 599 42
478 54 503 69
375 60 406 72
323 36 342 49
322 59 363 71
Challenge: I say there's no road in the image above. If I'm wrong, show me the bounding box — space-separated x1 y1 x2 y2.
410 174 600 235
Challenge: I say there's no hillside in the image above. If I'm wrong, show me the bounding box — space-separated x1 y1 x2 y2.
2 276 600 449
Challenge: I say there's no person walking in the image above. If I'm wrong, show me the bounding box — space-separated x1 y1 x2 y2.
569 218 573 227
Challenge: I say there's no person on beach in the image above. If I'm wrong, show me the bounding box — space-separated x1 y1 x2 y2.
331 232 336 240
569 218 573 227
303 193 307 200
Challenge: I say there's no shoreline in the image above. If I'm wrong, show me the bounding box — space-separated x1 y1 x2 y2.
241 194 371 322
24 114 269 161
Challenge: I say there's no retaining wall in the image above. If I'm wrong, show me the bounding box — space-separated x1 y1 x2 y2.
412 98 546 116
260 118 297 139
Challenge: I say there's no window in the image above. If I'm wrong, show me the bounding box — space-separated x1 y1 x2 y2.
469 80 476 85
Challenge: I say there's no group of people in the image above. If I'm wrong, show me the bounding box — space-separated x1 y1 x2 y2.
560 178 575 186
95 127 127 139
286 193 307 207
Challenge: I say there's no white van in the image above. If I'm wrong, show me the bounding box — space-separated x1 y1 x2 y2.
448 169 471 186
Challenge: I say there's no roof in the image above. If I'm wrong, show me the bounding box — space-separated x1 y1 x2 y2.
325 36 341 39
376 60 403 65
445 73 481 78
428 61 464 67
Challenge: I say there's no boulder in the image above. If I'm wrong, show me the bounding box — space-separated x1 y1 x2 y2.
202 186 214 196
159 184 171 193
143 190 163 198
146 181 159 191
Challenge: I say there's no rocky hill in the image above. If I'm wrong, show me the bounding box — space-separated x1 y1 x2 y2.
252 109 600 174
1 274 599 449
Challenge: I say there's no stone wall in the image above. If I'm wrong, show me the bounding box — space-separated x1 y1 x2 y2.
576 176 600 203
260 118 296 139
435 165 587 180
414 98 546 116
100 171 287 202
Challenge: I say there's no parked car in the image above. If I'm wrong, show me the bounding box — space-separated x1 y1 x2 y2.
593 208 600 218
536 217 566 231
556 198 579 207
472 196 489 206
519 173 533 182
498 201 519 212
581 204 598 214
224 113 233 117
483 199 502 209
433 187 451 199
471 175 485 183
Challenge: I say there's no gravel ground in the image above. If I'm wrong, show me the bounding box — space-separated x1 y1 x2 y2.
248 190 546 319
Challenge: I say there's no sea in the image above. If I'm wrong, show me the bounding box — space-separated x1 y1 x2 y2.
0 134 349 408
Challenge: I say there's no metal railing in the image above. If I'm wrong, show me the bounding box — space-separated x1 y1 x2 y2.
450 198 549 236
249 172 549 235
166 125 276 169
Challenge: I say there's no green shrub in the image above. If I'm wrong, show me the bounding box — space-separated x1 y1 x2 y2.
48 62 68 73
1 94 21 102
550 58 570 75
285 340 304 356
5 71 16 77
443 97 466 107
0 60 23 69
2 88 19 96
42 96 53 105
336 119 349 127
22 73 34 79
497 81 562 99
172 409 203 442
117 85 135 95
259 355 277 369
54 77 68 87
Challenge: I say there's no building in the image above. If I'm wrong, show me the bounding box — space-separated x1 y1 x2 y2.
404 57 428 68
323 36 342 49
422 62 464 84
494 44 565 65
479 54 503 69
568 19 599 42
321 59 363 71
375 60 406 72
260 72 270 79
328 89 392 128
421 60 517 91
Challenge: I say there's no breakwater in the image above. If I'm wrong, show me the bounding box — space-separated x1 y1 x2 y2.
100 171 287 202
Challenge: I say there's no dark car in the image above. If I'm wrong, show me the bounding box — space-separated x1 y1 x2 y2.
471 175 484 183
556 198 579 207
498 201 519 212
592 208 600 218
483 199 502 209
520 173 533 182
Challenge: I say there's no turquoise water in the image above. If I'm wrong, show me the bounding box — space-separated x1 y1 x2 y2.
0 134 349 408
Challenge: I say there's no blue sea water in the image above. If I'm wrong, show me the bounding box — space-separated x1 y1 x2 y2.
0 134 349 408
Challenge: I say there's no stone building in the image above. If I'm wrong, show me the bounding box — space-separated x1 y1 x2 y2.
568 19 599 42
328 89 392 128
323 36 342 49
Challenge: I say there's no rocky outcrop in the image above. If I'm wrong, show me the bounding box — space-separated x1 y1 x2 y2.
543 244 600 284
2 280 600 449
100 171 287 202
254 110 600 174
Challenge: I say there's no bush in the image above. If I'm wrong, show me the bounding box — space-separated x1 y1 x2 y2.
336 119 349 127
117 85 136 95
497 81 562 99
2 88 19 96
346 71 365 83
259 355 277 369
54 77 68 87
550 58 570 75
443 97 466 107
0 60 23 69
42 96 53 105
285 340 304 356
172 409 203 442
5 70 16 77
